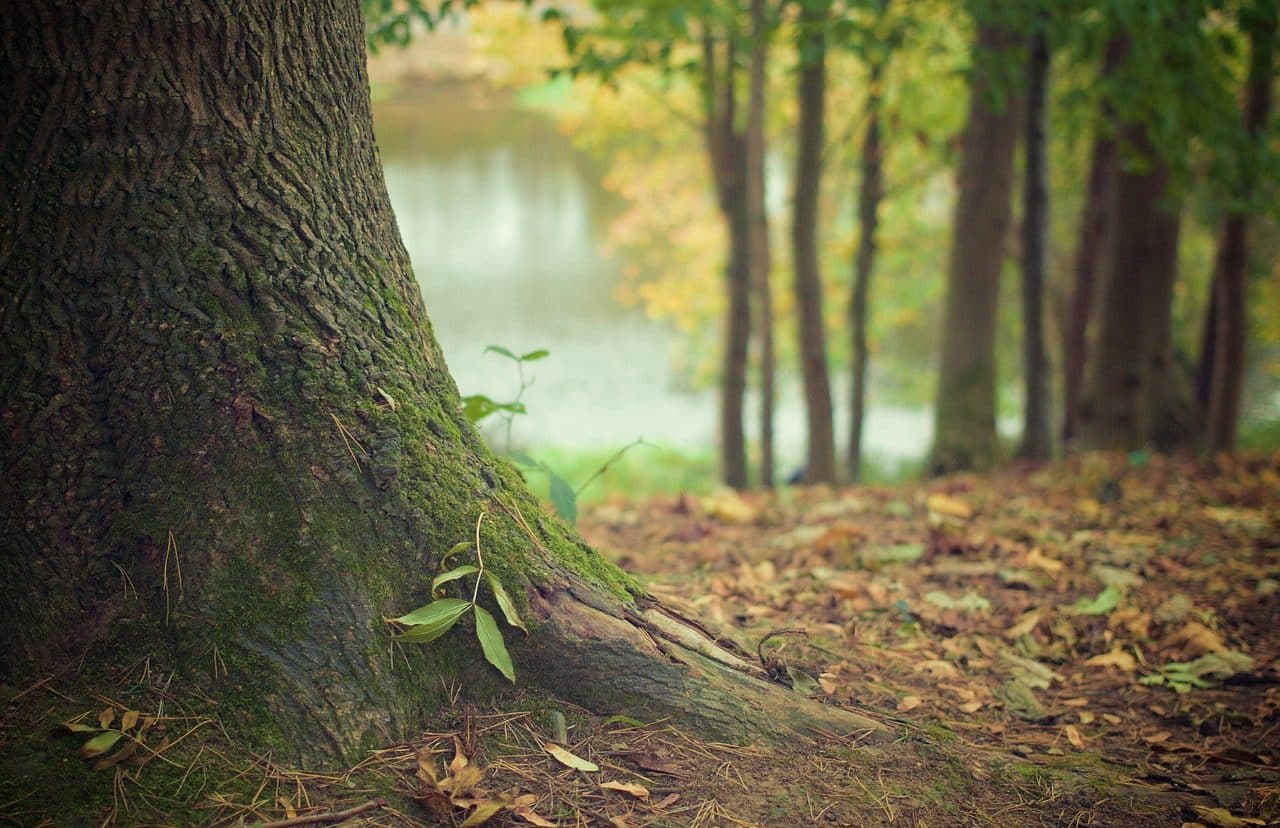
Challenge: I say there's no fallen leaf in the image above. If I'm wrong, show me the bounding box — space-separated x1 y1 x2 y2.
1026 547 1064 574
1004 609 1042 639
1085 647 1137 671
1189 805 1265 827
897 695 924 712
1063 724 1086 749
545 743 599 772
926 493 972 520
600 780 649 798
459 799 506 827
916 659 961 680
511 805 557 827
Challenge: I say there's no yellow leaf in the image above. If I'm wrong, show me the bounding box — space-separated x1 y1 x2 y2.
1170 621 1226 655
1004 609 1042 639
1189 805 1265 827
545 743 599 772
896 695 924 712
460 799 506 827
926 493 972 520
958 701 983 714
600 780 650 798
915 659 961 680
1085 648 1137 671
1026 547 1063 574
1079 711 1095 725
1064 725 1086 749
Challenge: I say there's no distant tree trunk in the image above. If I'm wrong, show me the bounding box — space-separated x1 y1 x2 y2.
849 56 887 483
702 31 752 488
928 22 1021 474
1063 39 1124 446
1017 27 1052 461
2 0 889 772
747 0 775 487
1205 0 1276 451
1077 125 1183 450
791 0 837 484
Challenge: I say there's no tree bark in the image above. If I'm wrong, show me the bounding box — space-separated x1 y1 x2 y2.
928 22 1021 474
702 30 753 489
1077 124 1182 451
1205 0 1276 452
791 0 837 484
1017 27 1052 462
746 0 776 488
849 57 887 483
1 0 884 767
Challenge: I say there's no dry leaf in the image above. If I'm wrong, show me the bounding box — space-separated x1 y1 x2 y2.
1170 621 1226 655
1085 647 1137 671
1026 547 1064 574
915 659 961 680
958 701 983 713
98 707 115 729
1079 711 1095 725
1004 609 1042 639
653 793 681 808
1064 724 1086 749
1189 805 1265 826
545 743 599 772
926 493 972 520
459 799 506 827
512 805 557 827
120 710 140 731
896 695 924 712
600 780 650 798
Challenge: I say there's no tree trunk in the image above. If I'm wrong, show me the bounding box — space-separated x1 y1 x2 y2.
849 57 887 483
702 31 753 489
1205 0 1276 452
1077 125 1182 451
928 22 1021 474
791 0 837 485
747 0 776 488
1017 27 1052 461
1 0 884 767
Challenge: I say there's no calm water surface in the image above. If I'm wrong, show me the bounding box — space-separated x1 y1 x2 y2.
372 83 932 470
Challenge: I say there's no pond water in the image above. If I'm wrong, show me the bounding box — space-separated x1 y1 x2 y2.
372 82 933 473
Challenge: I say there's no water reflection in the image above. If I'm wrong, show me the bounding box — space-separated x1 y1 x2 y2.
373 82 932 470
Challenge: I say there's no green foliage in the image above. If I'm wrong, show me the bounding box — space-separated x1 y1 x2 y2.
394 514 526 682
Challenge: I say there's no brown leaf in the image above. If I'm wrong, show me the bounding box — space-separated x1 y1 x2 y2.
120 710 140 732
600 780 650 798
1084 647 1137 671
896 695 924 712
1063 725 1086 749
98 707 115 729
511 804 557 827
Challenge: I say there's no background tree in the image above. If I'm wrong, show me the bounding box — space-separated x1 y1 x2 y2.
928 15 1022 474
1204 0 1277 452
791 0 838 484
1017 18 1052 461
747 0 777 486
0 0 881 767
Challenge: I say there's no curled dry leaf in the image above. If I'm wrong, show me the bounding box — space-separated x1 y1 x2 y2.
545 743 599 772
1084 647 1137 671
600 780 650 798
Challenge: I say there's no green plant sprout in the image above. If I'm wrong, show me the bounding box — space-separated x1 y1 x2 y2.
461 345 547 454
391 511 527 682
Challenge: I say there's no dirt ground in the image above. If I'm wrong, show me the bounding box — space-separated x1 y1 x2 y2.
2 452 1276 826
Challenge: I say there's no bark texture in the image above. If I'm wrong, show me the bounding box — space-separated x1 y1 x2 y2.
849 57 886 483
1017 28 1052 462
1205 0 1276 452
791 0 837 484
1 0 884 766
928 23 1021 474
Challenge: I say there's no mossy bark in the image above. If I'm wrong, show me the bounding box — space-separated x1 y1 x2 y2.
1 0 884 766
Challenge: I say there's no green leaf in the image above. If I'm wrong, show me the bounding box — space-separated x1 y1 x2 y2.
510 451 542 469
519 348 550 362
396 598 470 644
432 565 480 596
64 720 100 733
439 540 472 570
483 345 518 361
462 395 499 424
1070 585 1123 616
484 571 527 633
602 715 646 728
80 731 123 759
786 667 821 697
473 605 515 682
548 471 578 525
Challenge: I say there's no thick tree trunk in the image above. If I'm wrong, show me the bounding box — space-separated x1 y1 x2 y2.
1017 28 1052 462
791 0 837 485
747 0 776 488
703 32 753 489
1077 125 1182 451
1062 39 1124 447
849 57 887 483
1205 0 1276 451
928 23 1021 474
1 0 883 767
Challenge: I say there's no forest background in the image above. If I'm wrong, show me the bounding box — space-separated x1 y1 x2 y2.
363 0 1280 498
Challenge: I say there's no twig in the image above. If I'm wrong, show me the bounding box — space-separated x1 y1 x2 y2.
259 797 386 827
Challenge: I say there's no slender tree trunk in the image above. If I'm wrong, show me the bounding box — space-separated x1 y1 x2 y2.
791 0 837 484
1017 27 1052 461
849 57 887 483
702 31 752 488
1 0 884 769
928 22 1021 474
1062 39 1126 446
1205 0 1276 451
1077 125 1182 450
747 0 775 487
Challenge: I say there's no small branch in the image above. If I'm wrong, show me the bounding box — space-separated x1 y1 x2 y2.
470 511 486 606
260 798 386 828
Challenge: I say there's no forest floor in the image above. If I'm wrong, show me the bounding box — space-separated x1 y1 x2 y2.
3 452 1277 826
